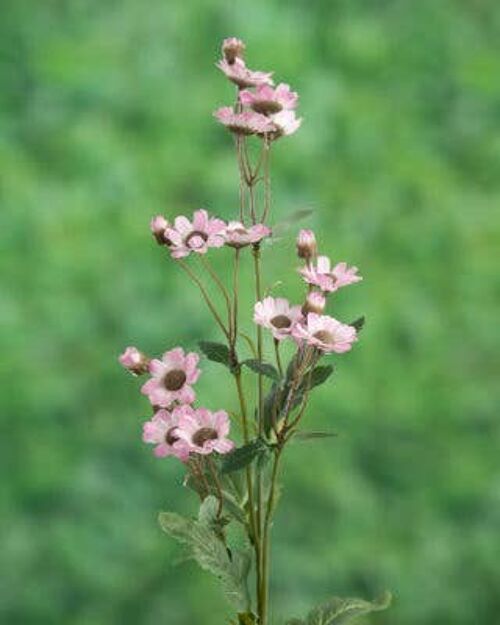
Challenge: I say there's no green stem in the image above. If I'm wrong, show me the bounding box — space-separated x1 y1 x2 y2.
200 256 233 341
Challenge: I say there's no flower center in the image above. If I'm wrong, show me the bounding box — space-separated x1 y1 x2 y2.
252 101 283 115
185 230 208 249
270 314 292 329
192 427 218 447
165 426 179 446
313 330 334 344
163 369 187 391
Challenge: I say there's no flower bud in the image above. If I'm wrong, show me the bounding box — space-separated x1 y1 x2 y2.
222 37 246 64
150 215 171 246
296 229 317 260
119 346 150 376
302 291 326 315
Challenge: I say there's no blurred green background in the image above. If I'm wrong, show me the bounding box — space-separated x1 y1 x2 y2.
1 0 499 623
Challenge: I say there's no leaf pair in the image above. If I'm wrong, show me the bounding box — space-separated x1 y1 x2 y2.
159 497 251 611
287 592 391 625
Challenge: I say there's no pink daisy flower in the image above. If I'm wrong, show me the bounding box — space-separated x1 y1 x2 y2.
214 107 274 136
269 110 302 138
142 408 191 460
216 57 274 89
240 83 298 115
302 291 326 315
119 346 150 376
224 221 271 248
141 347 200 408
176 406 234 456
292 313 358 353
300 255 362 292
165 209 226 259
253 296 304 341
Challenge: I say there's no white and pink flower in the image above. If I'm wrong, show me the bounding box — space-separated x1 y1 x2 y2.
302 291 326 315
141 347 200 408
254 296 304 341
176 406 234 455
165 209 226 259
150 215 171 246
269 110 302 138
142 408 191 460
240 83 298 115
224 221 271 248
221 37 246 64
300 255 362 292
293 313 357 353
214 107 274 136
119 346 150 375
296 229 317 260
216 57 273 89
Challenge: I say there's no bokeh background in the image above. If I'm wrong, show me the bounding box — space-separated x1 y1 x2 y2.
2 1 499 623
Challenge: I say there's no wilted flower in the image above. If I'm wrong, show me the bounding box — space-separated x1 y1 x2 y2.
296 229 317 260
119 346 150 375
165 209 226 259
293 313 357 353
141 347 201 408
222 37 246 64
302 291 326 315
225 221 271 248
300 256 362 292
176 406 234 455
214 107 274 135
216 57 274 88
142 408 191 460
254 296 303 341
240 83 298 115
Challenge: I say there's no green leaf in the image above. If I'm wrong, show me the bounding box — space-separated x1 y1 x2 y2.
221 439 265 474
198 495 219 526
293 431 338 442
293 592 391 625
309 365 334 389
199 341 231 367
242 359 281 381
349 316 365 332
158 511 251 611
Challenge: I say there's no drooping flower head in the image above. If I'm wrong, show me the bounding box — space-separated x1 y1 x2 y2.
296 229 317 260
254 296 304 341
214 107 274 136
150 215 171 246
142 408 191 460
217 57 274 89
302 291 326 315
141 347 200 408
224 221 271 248
119 346 150 376
300 255 362 292
240 83 298 115
222 37 246 64
165 209 226 259
176 406 234 455
293 313 357 353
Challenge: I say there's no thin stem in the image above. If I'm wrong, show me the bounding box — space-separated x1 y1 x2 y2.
261 138 272 223
177 260 230 340
206 456 224 518
200 256 233 342
274 339 283 378
232 249 241 347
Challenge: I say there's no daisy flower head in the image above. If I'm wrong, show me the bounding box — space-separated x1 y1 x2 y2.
165 209 226 259
300 256 362 293
119 346 149 376
224 221 271 249
142 408 191 461
214 107 274 136
217 57 274 89
177 407 234 456
239 83 298 115
293 313 358 354
141 347 200 408
254 296 304 341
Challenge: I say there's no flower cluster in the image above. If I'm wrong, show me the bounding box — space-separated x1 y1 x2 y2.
215 37 301 139
120 346 234 460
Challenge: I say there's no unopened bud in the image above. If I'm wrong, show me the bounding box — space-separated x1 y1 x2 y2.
150 215 171 246
222 37 246 64
296 229 317 260
302 291 326 315
119 346 150 376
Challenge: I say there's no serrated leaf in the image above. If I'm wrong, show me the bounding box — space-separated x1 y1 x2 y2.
349 316 365 332
199 340 231 367
304 592 391 625
242 359 281 381
309 365 334 389
158 511 251 611
293 431 338 441
221 439 265 474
